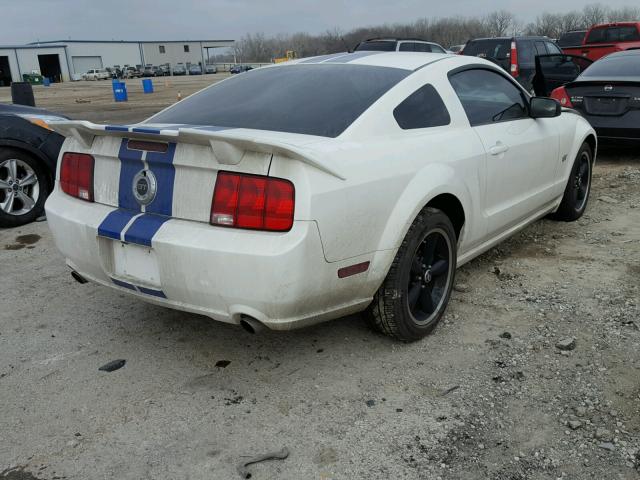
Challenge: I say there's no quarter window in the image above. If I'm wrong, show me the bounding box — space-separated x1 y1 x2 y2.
545 42 562 54
394 84 450 129
449 69 528 126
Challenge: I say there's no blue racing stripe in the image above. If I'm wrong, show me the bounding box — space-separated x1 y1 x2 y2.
137 286 167 298
131 127 161 134
98 209 138 240
123 214 170 247
111 278 137 291
298 53 348 64
105 125 130 132
330 51 383 63
117 139 144 211
145 142 177 216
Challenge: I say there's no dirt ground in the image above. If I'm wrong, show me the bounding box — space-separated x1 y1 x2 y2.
0 75 230 124
0 80 639 480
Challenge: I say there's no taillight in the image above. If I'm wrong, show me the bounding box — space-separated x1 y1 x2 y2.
550 86 573 108
510 41 519 77
60 152 94 201
210 171 294 232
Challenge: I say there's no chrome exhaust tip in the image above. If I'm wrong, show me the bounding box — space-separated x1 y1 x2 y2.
239 316 266 334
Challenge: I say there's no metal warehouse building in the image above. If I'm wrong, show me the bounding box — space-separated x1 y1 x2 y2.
0 39 234 85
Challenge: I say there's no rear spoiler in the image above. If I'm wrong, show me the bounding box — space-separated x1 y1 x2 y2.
48 120 345 180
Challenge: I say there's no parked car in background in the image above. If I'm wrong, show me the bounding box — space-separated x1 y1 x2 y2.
46 52 595 341
355 38 447 53
557 30 587 48
188 64 203 75
83 69 109 81
462 36 563 92
0 103 67 227
205 64 217 74
448 44 465 54
142 65 159 77
173 64 187 76
562 22 640 61
158 64 171 76
542 49 640 143
229 65 253 74
123 67 141 79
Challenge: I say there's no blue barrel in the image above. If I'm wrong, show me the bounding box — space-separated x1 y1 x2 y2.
43 77 51 87
112 82 128 102
142 78 154 94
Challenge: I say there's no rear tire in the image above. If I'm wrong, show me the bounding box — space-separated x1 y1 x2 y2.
366 207 457 342
0 148 49 228
550 142 592 222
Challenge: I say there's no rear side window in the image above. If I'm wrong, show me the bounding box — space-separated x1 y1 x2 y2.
534 41 547 55
586 26 640 43
545 42 562 54
393 84 451 129
518 41 535 64
463 39 511 60
149 64 409 138
449 69 528 126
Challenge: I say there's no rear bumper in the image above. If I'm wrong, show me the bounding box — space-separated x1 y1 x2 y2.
580 111 640 141
45 191 389 330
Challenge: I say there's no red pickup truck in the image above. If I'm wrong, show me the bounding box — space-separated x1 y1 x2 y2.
562 22 640 61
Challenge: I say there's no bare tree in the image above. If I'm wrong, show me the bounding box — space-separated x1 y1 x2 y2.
485 10 517 37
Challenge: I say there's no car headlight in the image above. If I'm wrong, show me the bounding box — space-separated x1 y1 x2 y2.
16 113 68 131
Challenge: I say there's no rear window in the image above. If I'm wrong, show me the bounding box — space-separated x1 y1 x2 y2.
580 55 640 78
355 41 397 52
586 26 640 44
558 31 586 47
463 39 511 60
149 64 409 137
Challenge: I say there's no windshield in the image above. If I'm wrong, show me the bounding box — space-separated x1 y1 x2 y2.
463 39 511 60
586 26 640 44
149 64 409 137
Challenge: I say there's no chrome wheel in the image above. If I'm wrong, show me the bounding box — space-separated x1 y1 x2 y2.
0 158 40 216
406 227 453 325
573 151 590 212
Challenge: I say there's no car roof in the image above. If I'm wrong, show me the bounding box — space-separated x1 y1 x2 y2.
605 48 640 58
0 102 68 118
470 36 551 41
290 51 454 71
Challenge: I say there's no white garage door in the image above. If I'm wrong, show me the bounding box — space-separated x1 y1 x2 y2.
72 56 103 74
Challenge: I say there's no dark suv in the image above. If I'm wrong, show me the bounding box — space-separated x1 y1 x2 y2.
462 36 562 92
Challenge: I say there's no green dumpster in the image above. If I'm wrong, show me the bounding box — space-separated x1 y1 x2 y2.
22 73 44 85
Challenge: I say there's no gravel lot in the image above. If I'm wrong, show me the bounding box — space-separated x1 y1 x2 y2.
1 80 639 479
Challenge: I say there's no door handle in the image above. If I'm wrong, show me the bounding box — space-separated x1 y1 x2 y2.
489 142 509 156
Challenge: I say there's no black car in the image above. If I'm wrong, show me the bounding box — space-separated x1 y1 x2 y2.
462 36 563 92
557 30 588 48
0 103 67 227
537 50 640 143
230 65 253 74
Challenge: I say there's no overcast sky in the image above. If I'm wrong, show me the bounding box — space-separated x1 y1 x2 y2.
2 0 637 44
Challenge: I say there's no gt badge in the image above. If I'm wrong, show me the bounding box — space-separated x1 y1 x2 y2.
133 170 157 206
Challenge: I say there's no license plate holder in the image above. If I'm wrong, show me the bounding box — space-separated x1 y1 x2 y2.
111 241 161 287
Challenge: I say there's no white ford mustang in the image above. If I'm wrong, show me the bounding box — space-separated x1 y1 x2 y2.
46 51 596 341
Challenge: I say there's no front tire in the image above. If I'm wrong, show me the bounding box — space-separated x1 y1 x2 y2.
0 149 49 228
550 142 592 222
366 207 457 342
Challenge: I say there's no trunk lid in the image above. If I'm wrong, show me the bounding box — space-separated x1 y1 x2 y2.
565 81 640 116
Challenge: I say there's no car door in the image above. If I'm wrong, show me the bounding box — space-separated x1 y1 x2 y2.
449 68 560 234
533 54 594 96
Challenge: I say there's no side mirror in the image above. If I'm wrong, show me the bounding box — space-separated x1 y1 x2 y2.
530 97 561 118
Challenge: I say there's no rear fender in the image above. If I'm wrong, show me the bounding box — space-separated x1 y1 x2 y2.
376 163 473 253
